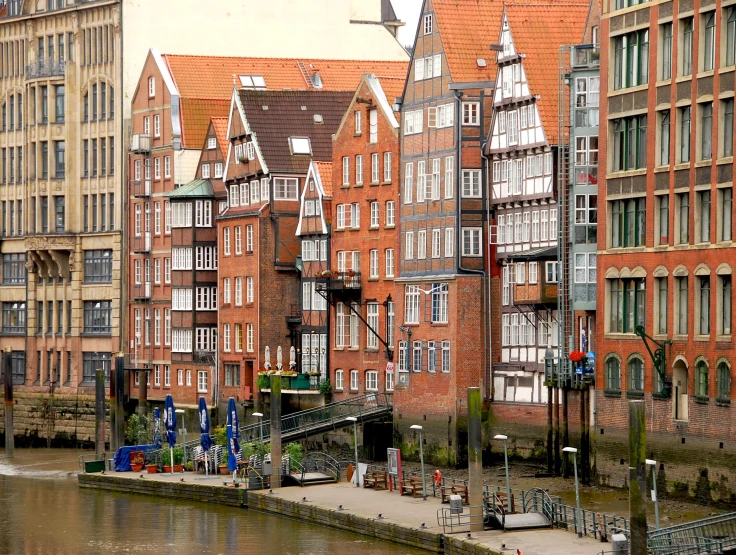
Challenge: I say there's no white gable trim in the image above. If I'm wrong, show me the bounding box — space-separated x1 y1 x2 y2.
296 161 328 236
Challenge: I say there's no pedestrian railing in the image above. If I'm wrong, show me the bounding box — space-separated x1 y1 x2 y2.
647 512 736 555
436 505 486 534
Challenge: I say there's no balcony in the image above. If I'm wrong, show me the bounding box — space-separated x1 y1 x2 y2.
194 350 216 365
572 45 600 69
26 58 65 79
130 134 151 154
131 179 152 198
131 232 152 253
133 281 152 301
315 271 362 291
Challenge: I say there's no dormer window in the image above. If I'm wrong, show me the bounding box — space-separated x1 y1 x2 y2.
239 75 266 90
148 76 155 97
289 137 311 155
207 137 216 150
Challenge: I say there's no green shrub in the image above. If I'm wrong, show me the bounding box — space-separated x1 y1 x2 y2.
125 414 151 446
284 442 303 465
257 374 270 390
213 425 227 447
319 380 332 395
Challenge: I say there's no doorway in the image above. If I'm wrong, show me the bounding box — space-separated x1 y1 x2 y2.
673 360 688 421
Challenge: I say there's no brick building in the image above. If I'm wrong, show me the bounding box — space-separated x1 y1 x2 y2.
395 0 499 465
218 89 352 411
596 0 736 495
329 74 404 400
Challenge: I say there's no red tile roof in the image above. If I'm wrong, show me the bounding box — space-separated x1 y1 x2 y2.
504 2 589 144
432 0 504 84
377 76 407 111
210 117 230 158
179 98 231 149
162 54 409 98
314 162 333 198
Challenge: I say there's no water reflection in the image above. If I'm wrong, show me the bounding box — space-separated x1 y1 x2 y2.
0 449 423 555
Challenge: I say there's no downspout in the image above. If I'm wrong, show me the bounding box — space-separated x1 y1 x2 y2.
454 89 489 399
481 97 497 403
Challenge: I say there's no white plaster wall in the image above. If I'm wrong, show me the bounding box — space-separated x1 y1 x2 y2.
121 0 407 117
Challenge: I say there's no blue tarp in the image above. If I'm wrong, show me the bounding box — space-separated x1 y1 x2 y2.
113 444 156 472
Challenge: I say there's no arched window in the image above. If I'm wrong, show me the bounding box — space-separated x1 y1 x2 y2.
716 362 731 401
628 357 644 392
696 359 709 397
334 369 344 391
605 356 621 391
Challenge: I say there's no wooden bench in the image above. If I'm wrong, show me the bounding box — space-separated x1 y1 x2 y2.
451 483 469 504
401 477 424 498
364 470 389 490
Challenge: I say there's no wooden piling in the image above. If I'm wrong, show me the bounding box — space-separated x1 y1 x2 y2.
629 400 647 555
562 387 569 478
546 385 553 474
4 347 14 457
270 375 282 489
95 369 106 458
468 387 483 532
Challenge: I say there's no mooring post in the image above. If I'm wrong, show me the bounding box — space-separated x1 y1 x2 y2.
546 385 553 474
115 354 124 452
581 387 590 485
138 368 148 417
629 400 647 555
468 387 483 532
562 388 569 478
554 387 561 475
4 346 14 458
270 375 282 489
109 359 118 453
95 369 106 459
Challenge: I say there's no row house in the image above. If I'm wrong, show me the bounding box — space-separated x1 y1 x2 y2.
596 0 736 488
395 0 499 463
126 52 408 408
218 89 352 409
487 3 589 404
328 74 403 400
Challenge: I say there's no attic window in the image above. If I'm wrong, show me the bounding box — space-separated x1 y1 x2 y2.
239 75 267 90
311 71 323 88
477 58 487 68
313 114 324 124
289 137 312 155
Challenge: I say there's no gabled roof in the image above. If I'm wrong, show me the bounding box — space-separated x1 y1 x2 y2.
164 179 214 198
296 161 332 236
503 2 589 144
431 0 503 84
334 73 403 141
237 90 353 174
180 98 231 149
210 117 230 158
314 162 333 198
162 54 409 98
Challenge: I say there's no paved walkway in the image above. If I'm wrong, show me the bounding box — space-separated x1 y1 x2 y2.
255 482 607 555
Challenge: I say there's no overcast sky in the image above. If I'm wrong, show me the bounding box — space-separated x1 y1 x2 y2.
392 0 424 48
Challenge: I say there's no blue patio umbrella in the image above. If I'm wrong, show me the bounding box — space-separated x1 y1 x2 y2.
198 397 212 475
164 394 177 474
152 407 163 449
226 397 240 473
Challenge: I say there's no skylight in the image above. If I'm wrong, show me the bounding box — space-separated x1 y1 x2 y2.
289 137 312 155
239 75 267 90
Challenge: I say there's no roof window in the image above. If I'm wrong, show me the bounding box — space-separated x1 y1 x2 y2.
239 75 267 90
289 137 312 155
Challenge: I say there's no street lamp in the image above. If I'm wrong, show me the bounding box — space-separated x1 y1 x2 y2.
346 417 359 488
494 434 512 513
410 424 427 500
252 412 264 446
563 446 582 537
646 459 660 529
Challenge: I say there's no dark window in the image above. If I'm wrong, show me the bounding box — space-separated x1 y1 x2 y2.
101 138 106 176
613 30 648 90
680 106 691 163
1 302 26 334
701 103 713 160
54 85 64 123
54 140 65 178
82 352 111 383
83 301 112 334
92 138 97 177
610 198 646 247
100 83 106 120
613 115 647 171
9 94 14 130
723 275 732 335
84 250 112 282
724 100 734 158
92 84 97 121
109 86 114 119
41 141 48 179
109 193 114 231
657 277 668 334
628 358 644 392
696 360 709 397
36 302 43 334
40 86 48 124
41 196 48 233
54 196 65 233
609 278 645 333
3 254 26 285
605 357 621 391
699 276 710 335
83 195 88 232
109 137 115 175
83 139 89 177
9 351 24 384
83 93 88 122
92 194 98 231
717 362 732 400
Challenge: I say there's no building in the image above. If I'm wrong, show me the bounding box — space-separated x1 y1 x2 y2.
395 0 499 465
125 53 410 410
296 161 332 383
218 89 353 412
595 0 736 496
328 73 404 400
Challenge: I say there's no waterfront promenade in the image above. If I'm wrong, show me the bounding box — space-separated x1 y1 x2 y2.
79 471 606 555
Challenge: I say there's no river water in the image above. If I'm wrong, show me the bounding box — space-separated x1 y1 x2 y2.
0 448 424 555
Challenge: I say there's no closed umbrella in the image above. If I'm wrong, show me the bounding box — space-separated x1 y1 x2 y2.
198 397 212 475
164 394 177 474
226 397 240 475
152 407 163 449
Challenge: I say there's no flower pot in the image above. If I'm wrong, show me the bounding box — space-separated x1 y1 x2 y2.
163 465 173 473
131 463 144 472
219 466 230 475
146 465 158 474
174 464 184 473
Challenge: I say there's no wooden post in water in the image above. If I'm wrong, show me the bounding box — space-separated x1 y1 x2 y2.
562 388 569 478
4 347 14 457
629 400 647 555
546 385 553 473
554 386 561 475
581 387 591 485
467 387 483 532
95 369 106 459
109 358 119 452
270 375 282 489
138 369 148 417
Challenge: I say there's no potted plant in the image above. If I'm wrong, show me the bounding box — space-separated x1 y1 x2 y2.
161 449 173 473
146 462 159 474
173 446 185 473
257 372 271 391
129 450 145 473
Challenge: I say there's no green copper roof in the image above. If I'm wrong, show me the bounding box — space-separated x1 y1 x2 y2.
164 178 214 198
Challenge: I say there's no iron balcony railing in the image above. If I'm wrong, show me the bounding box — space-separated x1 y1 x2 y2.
26 58 65 79
316 271 362 290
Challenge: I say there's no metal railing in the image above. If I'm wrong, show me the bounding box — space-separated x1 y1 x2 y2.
288 452 341 484
648 512 736 555
436 505 486 534
26 58 65 79
316 271 362 290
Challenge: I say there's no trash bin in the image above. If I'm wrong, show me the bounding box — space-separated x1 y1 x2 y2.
449 494 464 514
611 533 628 555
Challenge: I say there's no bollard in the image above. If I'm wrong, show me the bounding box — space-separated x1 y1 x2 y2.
4 347 14 458
629 400 647 555
95 369 106 459
468 387 483 532
270 375 282 489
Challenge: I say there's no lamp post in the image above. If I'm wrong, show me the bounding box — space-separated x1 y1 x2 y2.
494 434 512 513
252 412 264 446
646 459 660 529
410 424 426 500
346 417 359 488
563 446 582 537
